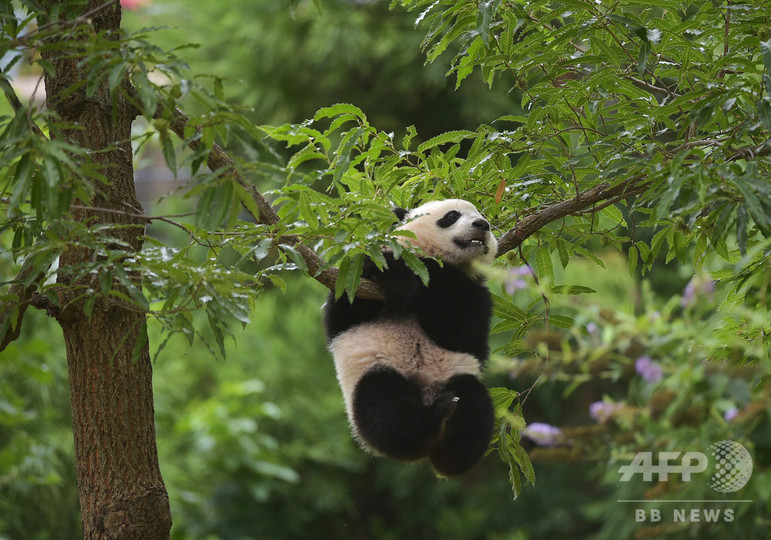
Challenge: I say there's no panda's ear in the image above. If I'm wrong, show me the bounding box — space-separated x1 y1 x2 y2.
393 207 409 222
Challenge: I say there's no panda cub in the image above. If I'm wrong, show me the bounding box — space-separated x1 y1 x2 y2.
323 199 497 476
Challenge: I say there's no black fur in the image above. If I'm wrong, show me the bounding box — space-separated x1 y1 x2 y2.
352 366 459 461
428 374 495 476
393 206 409 222
436 210 461 228
323 253 492 361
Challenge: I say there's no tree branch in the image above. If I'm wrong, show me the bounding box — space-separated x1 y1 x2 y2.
163 106 384 300
495 176 649 257
0 265 45 352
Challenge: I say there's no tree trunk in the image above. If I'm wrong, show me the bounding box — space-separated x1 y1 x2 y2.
39 2 171 538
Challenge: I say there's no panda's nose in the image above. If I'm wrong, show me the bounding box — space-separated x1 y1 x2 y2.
472 218 490 231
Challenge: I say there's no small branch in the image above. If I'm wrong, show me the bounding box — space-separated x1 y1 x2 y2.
727 142 771 162
626 75 680 98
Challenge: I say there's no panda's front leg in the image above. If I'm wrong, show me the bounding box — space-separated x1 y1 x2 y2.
429 374 495 476
352 366 455 461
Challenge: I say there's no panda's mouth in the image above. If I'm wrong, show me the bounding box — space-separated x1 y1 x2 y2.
453 232 487 250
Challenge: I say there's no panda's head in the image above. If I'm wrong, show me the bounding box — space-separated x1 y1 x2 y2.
394 199 498 267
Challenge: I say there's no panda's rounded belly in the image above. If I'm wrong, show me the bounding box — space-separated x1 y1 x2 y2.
328 317 481 417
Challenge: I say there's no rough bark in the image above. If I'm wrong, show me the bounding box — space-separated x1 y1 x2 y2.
39 1 171 538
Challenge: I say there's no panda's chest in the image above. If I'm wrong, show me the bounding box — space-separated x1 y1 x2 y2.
330 317 481 389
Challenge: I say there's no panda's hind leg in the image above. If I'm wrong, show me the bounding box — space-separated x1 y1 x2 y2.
429 374 495 476
352 366 453 461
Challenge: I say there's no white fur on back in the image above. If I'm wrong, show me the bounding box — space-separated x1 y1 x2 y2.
329 317 481 424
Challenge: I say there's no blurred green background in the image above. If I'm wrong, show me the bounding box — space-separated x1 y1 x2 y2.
1 1 768 539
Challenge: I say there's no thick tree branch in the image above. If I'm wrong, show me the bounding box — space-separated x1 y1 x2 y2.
495 176 650 257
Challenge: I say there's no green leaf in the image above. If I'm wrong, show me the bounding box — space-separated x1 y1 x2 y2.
399 249 429 286
489 387 519 411
732 176 771 235
332 127 365 185
550 285 596 295
650 228 669 260
493 295 530 324
477 0 502 46
83 293 97 318
279 244 309 274
132 66 157 117
693 233 707 272
402 125 417 150
535 249 554 286
556 238 570 268
573 245 606 269
512 444 536 486
736 205 747 256
158 129 177 177
416 130 475 154
756 99 771 130
761 38 771 97
547 314 575 329
637 40 651 75
131 321 149 362
454 37 484 88
267 274 287 294
314 103 367 124
508 455 522 500
344 252 365 303
8 153 33 216
655 175 684 219
628 245 638 277
600 204 626 227
108 63 127 93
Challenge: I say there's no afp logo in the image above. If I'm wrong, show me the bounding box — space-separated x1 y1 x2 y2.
618 440 753 493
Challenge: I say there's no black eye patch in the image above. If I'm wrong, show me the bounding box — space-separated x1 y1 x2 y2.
436 210 461 228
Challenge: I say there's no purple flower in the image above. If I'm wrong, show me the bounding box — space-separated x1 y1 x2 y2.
505 278 527 294
681 278 717 307
586 322 598 335
635 356 663 384
504 265 533 294
589 401 622 423
522 422 561 446
724 407 739 422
